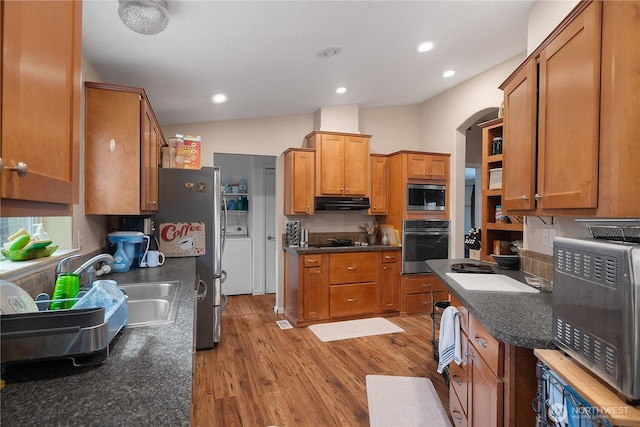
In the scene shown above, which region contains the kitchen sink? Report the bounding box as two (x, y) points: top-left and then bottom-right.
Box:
(118, 281), (182, 327)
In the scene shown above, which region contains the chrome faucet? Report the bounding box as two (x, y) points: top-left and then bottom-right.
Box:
(72, 253), (115, 288)
(55, 253), (83, 276)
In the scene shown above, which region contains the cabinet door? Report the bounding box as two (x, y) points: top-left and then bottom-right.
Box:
(537, 1), (601, 210)
(1, 0), (81, 209)
(303, 266), (329, 320)
(85, 88), (142, 215)
(502, 60), (537, 212)
(378, 261), (399, 311)
(318, 134), (345, 195)
(406, 154), (429, 179)
(343, 135), (369, 195)
(370, 156), (388, 214)
(141, 99), (160, 212)
(284, 150), (314, 215)
(427, 155), (449, 180)
(469, 349), (504, 426)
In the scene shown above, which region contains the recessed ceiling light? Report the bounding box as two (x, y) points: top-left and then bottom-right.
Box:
(211, 93), (227, 104)
(319, 46), (342, 58)
(336, 87), (347, 94)
(417, 41), (435, 53)
(442, 70), (456, 78)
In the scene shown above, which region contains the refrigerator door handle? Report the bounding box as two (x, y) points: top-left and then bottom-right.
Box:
(196, 279), (208, 302)
(222, 196), (228, 256)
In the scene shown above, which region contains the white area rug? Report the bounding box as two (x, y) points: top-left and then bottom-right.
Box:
(308, 317), (404, 342)
(366, 375), (451, 427)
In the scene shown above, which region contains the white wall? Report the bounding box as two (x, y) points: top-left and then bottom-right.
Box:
(527, 0), (580, 54)
(417, 55), (525, 258)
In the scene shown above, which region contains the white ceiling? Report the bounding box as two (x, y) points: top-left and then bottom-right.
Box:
(82, 0), (534, 125)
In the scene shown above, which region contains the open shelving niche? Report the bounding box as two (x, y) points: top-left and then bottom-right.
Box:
(479, 118), (523, 262)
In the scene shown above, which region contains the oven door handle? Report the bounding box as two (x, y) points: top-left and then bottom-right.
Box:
(404, 230), (450, 235)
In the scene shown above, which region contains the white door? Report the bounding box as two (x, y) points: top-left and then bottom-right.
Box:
(264, 167), (276, 293)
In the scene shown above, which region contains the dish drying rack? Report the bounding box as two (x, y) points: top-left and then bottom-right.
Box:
(1, 294), (127, 369)
(535, 362), (613, 427)
(577, 219), (640, 243)
(431, 289), (451, 386)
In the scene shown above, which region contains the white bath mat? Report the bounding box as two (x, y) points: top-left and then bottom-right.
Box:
(308, 317), (404, 342)
(366, 375), (451, 427)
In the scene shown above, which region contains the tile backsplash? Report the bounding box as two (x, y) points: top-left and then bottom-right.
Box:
(519, 249), (553, 282)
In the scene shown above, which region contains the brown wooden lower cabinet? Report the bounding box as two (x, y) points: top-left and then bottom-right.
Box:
(401, 273), (447, 315)
(284, 249), (401, 326)
(449, 294), (537, 426)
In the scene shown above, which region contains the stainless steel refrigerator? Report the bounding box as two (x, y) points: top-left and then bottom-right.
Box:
(155, 166), (226, 349)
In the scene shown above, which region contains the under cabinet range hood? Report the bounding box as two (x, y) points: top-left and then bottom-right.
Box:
(314, 197), (370, 211)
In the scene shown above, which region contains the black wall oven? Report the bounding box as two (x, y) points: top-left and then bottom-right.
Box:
(402, 219), (450, 274)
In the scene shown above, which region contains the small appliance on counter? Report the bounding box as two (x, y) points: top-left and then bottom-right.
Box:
(107, 231), (150, 272)
(553, 234), (640, 403)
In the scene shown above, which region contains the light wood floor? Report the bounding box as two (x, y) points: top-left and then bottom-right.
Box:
(192, 294), (451, 426)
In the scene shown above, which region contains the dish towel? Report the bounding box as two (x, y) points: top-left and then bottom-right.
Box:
(437, 306), (461, 373)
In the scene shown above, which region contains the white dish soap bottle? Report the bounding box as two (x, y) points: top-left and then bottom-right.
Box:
(32, 223), (50, 241)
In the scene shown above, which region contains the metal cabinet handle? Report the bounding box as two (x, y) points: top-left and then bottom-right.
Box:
(383, 266), (389, 271)
(422, 301), (428, 305)
(346, 266), (357, 270)
(307, 259), (319, 263)
(421, 283), (431, 288)
(451, 410), (463, 423)
(474, 334), (488, 348)
(534, 193), (543, 200)
(5, 161), (28, 178)
(315, 270), (321, 275)
(521, 195), (529, 201)
(347, 298), (358, 302)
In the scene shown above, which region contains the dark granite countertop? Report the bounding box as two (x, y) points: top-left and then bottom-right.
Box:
(284, 244), (402, 254)
(426, 258), (555, 349)
(1, 257), (196, 426)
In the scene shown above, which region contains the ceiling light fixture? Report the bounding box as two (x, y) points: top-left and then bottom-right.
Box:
(319, 46), (343, 58)
(336, 87), (347, 94)
(442, 70), (456, 78)
(417, 41), (435, 53)
(212, 94), (227, 104)
(118, 0), (170, 35)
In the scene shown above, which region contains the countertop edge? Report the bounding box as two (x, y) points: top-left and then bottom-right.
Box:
(427, 258), (556, 349)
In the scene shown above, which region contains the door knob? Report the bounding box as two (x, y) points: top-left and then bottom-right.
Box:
(4, 161), (28, 178)
(267, 235), (275, 241)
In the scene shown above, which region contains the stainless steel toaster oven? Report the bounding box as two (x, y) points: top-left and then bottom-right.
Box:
(552, 237), (640, 403)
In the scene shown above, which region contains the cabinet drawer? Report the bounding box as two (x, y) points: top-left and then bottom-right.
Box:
(329, 283), (376, 317)
(469, 313), (503, 376)
(449, 387), (468, 427)
(329, 252), (377, 284)
(449, 293), (469, 335)
(303, 254), (323, 267)
(381, 251), (398, 263)
(403, 293), (431, 314)
(449, 362), (468, 416)
(403, 274), (446, 294)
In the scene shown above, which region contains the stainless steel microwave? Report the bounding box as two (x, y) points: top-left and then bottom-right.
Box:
(406, 184), (446, 211)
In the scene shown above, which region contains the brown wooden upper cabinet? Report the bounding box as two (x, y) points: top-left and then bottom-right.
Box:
(406, 153), (449, 181)
(284, 148), (315, 215)
(501, 0), (640, 217)
(369, 155), (388, 215)
(84, 82), (164, 215)
(305, 131), (371, 197)
(1, 0), (82, 216)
